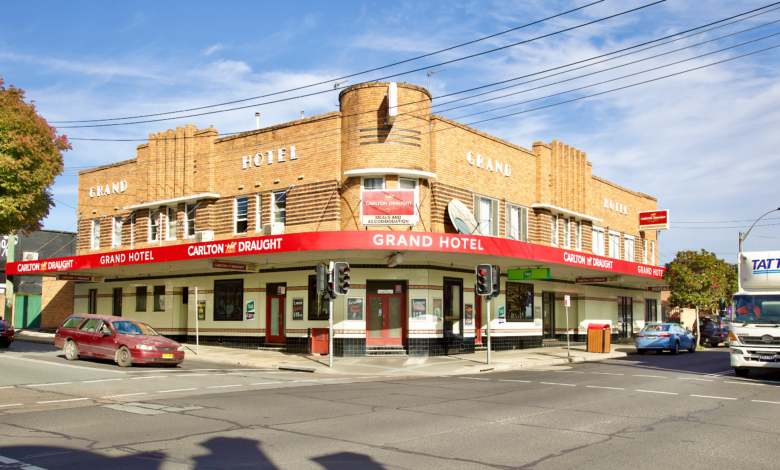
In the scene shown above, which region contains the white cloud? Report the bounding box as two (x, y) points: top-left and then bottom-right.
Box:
(203, 44), (224, 56)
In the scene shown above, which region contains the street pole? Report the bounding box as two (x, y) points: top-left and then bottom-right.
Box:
(195, 287), (199, 355)
(4, 234), (14, 326)
(565, 304), (571, 359)
(329, 296), (334, 368)
(486, 297), (491, 365)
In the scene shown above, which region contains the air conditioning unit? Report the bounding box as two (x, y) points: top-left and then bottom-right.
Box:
(262, 223), (285, 236)
(22, 252), (38, 261)
(194, 231), (214, 243)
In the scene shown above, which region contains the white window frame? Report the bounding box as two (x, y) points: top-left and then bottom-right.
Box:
(563, 217), (571, 249)
(234, 196), (249, 234)
(185, 204), (196, 239)
(149, 209), (160, 243)
(399, 177), (420, 224)
(551, 214), (559, 246)
(473, 193), (499, 237)
(592, 226), (605, 257)
(361, 176), (385, 191)
(643, 239), (648, 264)
(575, 220), (582, 251)
(255, 194), (262, 232)
(271, 190), (287, 228)
(651, 241), (656, 266)
(112, 216), (122, 248)
(624, 234), (635, 262)
(608, 230), (621, 260)
(166, 206), (177, 241)
(505, 203), (528, 242)
(91, 219), (100, 250)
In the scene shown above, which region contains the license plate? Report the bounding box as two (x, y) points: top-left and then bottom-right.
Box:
(759, 355), (775, 361)
(162, 354), (174, 359)
(646, 336), (656, 339)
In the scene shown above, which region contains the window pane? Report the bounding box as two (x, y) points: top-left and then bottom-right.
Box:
(399, 178), (416, 190)
(236, 197), (248, 233)
(214, 279), (243, 321)
(153, 286), (165, 312)
(479, 198), (492, 236)
(364, 178), (383, 190)
(506, 283), (534, 321)
(136, 286), (147, 312)
(187, 204), (197, 237)
(167, 207), (176, 239)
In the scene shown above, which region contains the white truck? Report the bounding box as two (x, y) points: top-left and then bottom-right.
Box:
(729, 251), (780, 377)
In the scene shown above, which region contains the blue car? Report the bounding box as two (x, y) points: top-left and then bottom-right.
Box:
(635, 323), (696, 355)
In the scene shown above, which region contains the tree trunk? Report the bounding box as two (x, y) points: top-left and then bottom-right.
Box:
(695, 306), (701, 349)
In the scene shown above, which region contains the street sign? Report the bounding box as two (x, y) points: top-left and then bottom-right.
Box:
(575, 276), (623, 284)
(564, 295), (571, 307)
(639, 209), (670, 231)
(507, 268), (550, 280)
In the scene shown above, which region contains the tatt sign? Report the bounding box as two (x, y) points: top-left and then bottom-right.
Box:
(639, 210), (670, 231)
(362, 190), (416, 226)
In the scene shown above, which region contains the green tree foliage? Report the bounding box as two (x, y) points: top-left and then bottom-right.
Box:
(0, 76), (70, 234)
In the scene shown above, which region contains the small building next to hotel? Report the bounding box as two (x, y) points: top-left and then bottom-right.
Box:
(7, 82), (666, 355)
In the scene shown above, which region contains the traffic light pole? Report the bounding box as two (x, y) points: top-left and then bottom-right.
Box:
(486, 297), (491, 365)
(329, 295), (334, 368)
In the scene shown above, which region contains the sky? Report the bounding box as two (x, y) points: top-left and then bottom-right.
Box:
(2, 0), (779, 265)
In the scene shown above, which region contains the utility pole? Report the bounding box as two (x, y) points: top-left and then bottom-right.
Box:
(4, 233), (14, 325)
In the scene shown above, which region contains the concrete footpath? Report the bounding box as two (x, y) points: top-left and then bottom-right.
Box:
(14, 329), (635, 376)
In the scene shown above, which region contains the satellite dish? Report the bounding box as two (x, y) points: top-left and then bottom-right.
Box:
(447, 199), (478, 235)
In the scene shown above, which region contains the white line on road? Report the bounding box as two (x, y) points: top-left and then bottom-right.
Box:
(690, 394), (737, 400)
(131, 376), (164, 380)
(207, 385), (243, 389)
(634, 375), (667, 378)
(101, 393), (147, 398)
(37, 398), (91, 404)
(0, 386), (15, 389)
(27, 382), (71, 387)
(677, 378), (713, 382)
(157, 388), (197, 393)
(83, 379), (123, 383)
(637, 390), (678, 395)
(592, 372), (623, 376)
(752, 400), (780, 405)
(250, 382), (282, 385)
(724, 381), (764, 386)
(499, 380), (531, 383)
(0, 355), (125, 373)
(459, 377), (490, 380)
(705, 371), (734, 377)
(587, 386), (625, 390)
(0, 404), (23, 408)
(540, 382), (576, 386)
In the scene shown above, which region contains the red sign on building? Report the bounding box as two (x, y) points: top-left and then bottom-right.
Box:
(639, 210), (670, 231)
(362, 190), (416, 226)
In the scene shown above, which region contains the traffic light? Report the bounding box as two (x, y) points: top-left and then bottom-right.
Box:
(476, 264), (493, 296)
(334, 262), (350, 295)
(316, 263), (327, 295)
(492, 265), (501, 298)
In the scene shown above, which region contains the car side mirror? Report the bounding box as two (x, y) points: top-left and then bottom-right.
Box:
(102, 332), (112, 337)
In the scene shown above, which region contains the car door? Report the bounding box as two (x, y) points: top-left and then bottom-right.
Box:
(90, 321), (118, 358)
(74, 318), (100, 356)
(679, 325), (692, 348)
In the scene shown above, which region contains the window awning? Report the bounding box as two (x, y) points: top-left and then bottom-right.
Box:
(344, 168), (436, 179)
(123, 193), (220, 211)
(531, 203), (602, 223)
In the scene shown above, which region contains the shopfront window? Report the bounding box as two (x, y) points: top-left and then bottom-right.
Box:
(474, 195), (498, 236)
(112, 216), (122, 248)
(153, 286), (165, 312)
(91, 219), (100, 249)
(592, 227), (605, 256)
(214, 279), (243, 321)
(506, 283), (534, 321)
(186, 204), (197, 238)
(235, 196), (248, 234)
(608, 231), (621, 259)
(166, 207), (177, 240)
(272, 191), (287, 227)
(506, 204), (528, 242)
(135, 286), (147, 312)
(307, 275), (330, 320)
(625, 236), (635, 262)
(149, 210), (160, 242)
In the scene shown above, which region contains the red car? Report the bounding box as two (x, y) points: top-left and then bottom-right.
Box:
(54, 314), (184, 367)
(0, 317), (14, 348)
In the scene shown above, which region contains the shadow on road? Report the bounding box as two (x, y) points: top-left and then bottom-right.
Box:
(0, 446), (165, 469)
(312, 452), (386, 469)
(192, 437), (276, 469)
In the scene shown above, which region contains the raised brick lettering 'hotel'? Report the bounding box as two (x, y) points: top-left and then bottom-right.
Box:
(8, 82), (666, 356)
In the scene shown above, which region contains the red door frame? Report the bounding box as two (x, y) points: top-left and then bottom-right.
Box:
(266, 294), (286, 344)
(475, 297), (483, 344)
(365, 293), (407, 347)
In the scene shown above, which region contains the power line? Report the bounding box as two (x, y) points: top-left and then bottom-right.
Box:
(675, 217), (780, 223)
(55, 1), (666, 129)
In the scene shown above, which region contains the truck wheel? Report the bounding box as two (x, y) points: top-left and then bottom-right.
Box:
(64, 340), (79, 361)
(671, 341), (680, 355)
(734, 368), (749, 378)
(116, 346), (133, 368)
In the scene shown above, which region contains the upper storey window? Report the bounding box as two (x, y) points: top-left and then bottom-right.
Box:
(592, 227), (605, 257)
(91, 219), (100, 250)
(186, 204), (197, 238)
(235, 197), (249, 234)
(166, 206), (177, 241)
(608, 231), (621, 259)
(149, 210), (160, 243)
(363, 177), (384, 190)
(112, 216), (122, 248)
(272, 191), (287, 227)
(550, 215), (559, 246)
(506, 204), (528, 242)
(473, 194), (498, 237)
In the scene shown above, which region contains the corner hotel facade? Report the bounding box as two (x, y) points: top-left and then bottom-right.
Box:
(8, 82), (666, 356)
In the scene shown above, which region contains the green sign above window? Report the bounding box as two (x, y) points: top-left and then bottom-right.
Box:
(507, 268), (550, 281)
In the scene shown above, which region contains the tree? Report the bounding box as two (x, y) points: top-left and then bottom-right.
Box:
(0, 76), (70, 234)
(663, 249), (738, 348)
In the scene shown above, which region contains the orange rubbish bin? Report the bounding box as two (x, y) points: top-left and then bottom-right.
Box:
(587, 323), (611, 353)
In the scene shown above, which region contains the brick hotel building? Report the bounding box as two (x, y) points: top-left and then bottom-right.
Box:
(8, 82), (666, 356)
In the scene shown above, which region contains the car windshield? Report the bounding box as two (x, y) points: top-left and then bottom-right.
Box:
(112, 320), (159, 336)
(733, 295), (780, 324)
(641, 324), (670, 332)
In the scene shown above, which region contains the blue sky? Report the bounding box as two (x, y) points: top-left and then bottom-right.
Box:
(2, 0), (780, 264)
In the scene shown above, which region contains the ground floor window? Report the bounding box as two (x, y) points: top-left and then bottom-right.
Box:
(153, 285), (165, 312)
(506, 283), (534, 321)
(214, 279), (243, 321)
(135, 286), (147, 312)
(88, 289), (97, 314)
(645, 299), (657, 323)
(307, 275), (330, 320)
(618, 296), (633, 338)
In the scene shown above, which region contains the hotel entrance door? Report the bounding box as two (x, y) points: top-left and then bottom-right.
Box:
(366, 294), (405, 346)
(542, 292), (555, 340)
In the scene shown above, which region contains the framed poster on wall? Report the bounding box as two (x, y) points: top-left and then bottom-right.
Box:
(197, 300), (206, 320)
(347, 298), (364, 321)
(245, 300), (256, 320)
(464, 304), (473, 326)
(411, 298), (427, 321)
(292, 298), (304, 320)
(433, 299), (442, 321)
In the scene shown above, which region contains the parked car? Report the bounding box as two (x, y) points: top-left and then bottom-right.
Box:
(0, 317), (14, 348)
(54, 314), (184, 367)
(695, 315), (728, 347)
(636, 323), (696, 355)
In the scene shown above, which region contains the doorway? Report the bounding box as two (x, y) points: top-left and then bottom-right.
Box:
(645, 299), (657, 324)
(366, 294), (405, 346)
(618, 297), (633, 338)
(266, 283), (286, 344)
(475, 296), (483, 344)
(542, 292), (555, 340)
(443, 278), (463, 338)
(112, 288), (122, 316)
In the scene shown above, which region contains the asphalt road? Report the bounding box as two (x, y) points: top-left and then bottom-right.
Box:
(1, 342), (779, 469)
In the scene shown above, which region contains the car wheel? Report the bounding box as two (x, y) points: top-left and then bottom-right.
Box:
(671, 341), (680, 355)
(689, 342), (696, 353)
(637, 349), (646, 355)
(734, 368), (749, 378)
(0, 338), (9, 349)
(116, 346), (133, 368)
(64, 340), (79, 361)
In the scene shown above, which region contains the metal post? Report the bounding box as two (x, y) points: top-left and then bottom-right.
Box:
(565, 305), (571, 359)
(4, 234), (14, 325)
(195, 287), (199, 355)
(486, 297), (492, 365)
(329, 296), (334, 368)
(739, 232), (744, 253)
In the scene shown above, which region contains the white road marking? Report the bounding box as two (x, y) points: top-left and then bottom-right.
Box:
(83, 379), (122, 383)
(0, 386), (15, 389)
(0, 404), (23, 408)
(101, 393), (147, 398)
(499, 380), (531, 383)
(705, 370), (734, 377)
(690, 394), (737, 400)
(37, 398), (91, 404)
(27, 382), (71, 387)
(0, 453), (48, 470)
(634, 375), (667, 378)
(752, 400), (780, 405)
(592, 372), (623, 376)
(251, 382), (282, 385)
(356, 377), (381, 379)
(131, 376), (164, 380)
(157, 388), (197, 393)
(207, 385), (242, 389)
(724, 381), (764, 386)
(459, 377), (490, 380)
(637, 390), (678, 395)
(540, 382), (576, 386)
(677, 378), (713, 382)
(0, 355), (125, 373)
(587, 386), (625, 390)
